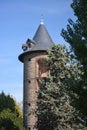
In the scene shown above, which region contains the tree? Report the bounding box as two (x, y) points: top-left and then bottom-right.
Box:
(36, 45), (86, 130)
(61, 0), (87, 117)
(61, 0), (87, 66)
(0, 92), (24, 130)
(0, 92), (15, 112)
(0, 109), (24, 130)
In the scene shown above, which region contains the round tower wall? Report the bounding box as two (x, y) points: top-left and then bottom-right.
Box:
(23, 52), (48, 130)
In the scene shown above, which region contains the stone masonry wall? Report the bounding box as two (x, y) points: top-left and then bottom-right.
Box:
(23, 52), (48, 130)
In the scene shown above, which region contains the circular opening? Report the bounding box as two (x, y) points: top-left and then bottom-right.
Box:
(28, 58), (31, 61)
(28, 80), (31, 83)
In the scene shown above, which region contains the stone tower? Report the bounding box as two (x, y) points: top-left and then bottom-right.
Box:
(18, 22), (54, 130)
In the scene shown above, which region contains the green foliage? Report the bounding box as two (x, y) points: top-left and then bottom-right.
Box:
(14, 101), (23, 118)
(0, 92), (15, 112)
(36, 45), (87, 130)
(0, 92), (24, 130)
(61, 0), (87, 65)
(0, 109), (24, 130)
(61, 0), (87, 118)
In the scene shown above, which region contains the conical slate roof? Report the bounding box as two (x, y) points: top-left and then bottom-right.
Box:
(32, 21), (54, 51)
(19, 22), (54, 62)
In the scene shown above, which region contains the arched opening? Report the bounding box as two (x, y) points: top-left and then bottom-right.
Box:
(37, 58), (49, 78)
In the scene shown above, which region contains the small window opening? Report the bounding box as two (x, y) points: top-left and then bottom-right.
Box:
(28, 58), (31, 61)
(28, 80), (31, 83)
(28, 127), (31, 130)
(28, 103), (31, 106)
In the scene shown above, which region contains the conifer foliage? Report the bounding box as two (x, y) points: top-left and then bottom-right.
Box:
(61, 0), (87, 65)
(36, 45), (86, 130)
(61, 0), (87, 117)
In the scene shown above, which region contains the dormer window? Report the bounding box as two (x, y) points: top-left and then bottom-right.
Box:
(22, 39), (35, 52)
(22, 44), (28, 51)
(28, 42), (33, 48)
(26, 38), (35, 49)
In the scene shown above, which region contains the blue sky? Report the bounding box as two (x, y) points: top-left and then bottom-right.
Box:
(0, 0), (76, 102)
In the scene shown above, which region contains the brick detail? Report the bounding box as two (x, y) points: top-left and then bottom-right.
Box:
(23, 52), (48, 130)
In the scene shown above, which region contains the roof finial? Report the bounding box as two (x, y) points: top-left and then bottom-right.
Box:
(40, 14), (44, 24)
